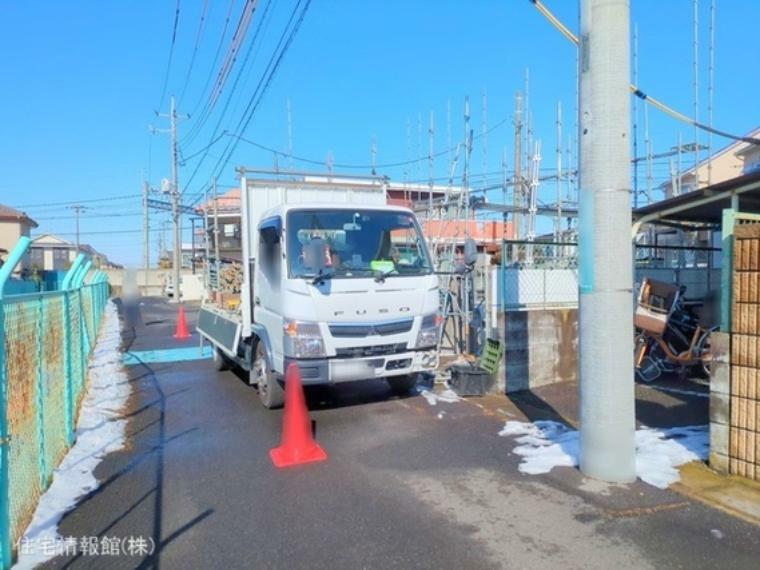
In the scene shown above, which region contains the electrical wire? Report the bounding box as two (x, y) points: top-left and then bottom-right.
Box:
(184, 0), (311, 202)
(13, 194), (142, 209)
(182, 0), (260, 147)
(186, 0), (237, 121)
(180, 130), (229, 165)
(177, 0), (210, 106)
(156, 0), (182, 113)
(228, 114), (511, 171)
(181, 0), (274, 174)
(529, 0), (760, 146)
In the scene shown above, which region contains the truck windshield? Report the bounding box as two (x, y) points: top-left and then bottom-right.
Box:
(287, 209), (433, 279)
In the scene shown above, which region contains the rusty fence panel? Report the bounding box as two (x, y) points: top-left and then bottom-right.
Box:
(0, 280), (110, 568)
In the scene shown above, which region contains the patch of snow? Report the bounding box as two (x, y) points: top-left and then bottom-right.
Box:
(498, 420), (708, 489)
(437, 411), (445, 419)
(635, 425), (709, 488)
(710, 529), (724, 539)
(499, 421), (579, 475)
(420, 388), (462, 406)
(14, 301), (130, 570)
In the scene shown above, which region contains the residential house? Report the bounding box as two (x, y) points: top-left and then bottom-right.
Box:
(29, 234), (111, 271)
(660, 126), (760, 197)
(0, 203), (38, 271)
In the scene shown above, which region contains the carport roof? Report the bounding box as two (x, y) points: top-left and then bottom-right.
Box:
(633, 170), (760, 226)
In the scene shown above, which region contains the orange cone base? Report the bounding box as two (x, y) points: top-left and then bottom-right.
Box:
(270, 442), (327, 468)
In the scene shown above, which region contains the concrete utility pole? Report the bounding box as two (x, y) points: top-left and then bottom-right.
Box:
(143, 181), (150, 274)
(513, 92), (523, 239)
(578, 0), (636, 483)
(154, 95), (188, 302)
(203, 188), (210, 290)
(213, 177), (221, 292)
(69, 205), (86, 251)
(170, 96), (181, 303)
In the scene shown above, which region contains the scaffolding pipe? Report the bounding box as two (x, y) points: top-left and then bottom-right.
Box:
(578, 0), (636, 483)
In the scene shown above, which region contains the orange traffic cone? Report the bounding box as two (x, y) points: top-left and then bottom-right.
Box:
(270, 363), (328, 468)
(173, 304), (191, 339)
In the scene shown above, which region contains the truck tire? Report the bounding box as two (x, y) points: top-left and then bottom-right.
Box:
(252, 341), (284, 409)
(388, 374), (418, 396)
(212, 346), (229, 371)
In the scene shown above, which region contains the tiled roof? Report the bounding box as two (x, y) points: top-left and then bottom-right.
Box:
(0, 204), (38, 227)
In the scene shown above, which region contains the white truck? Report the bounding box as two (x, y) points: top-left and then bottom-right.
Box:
(197, 172), (441, 408)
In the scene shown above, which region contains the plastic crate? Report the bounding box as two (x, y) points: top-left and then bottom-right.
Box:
(479, 338), (503, 375)
(448, 363), (492, 397)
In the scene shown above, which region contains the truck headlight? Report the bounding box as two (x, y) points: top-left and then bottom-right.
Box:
(415, 312), (442, 349)
(284, 320), (326, 358)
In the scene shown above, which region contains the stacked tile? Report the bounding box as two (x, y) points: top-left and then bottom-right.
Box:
(730, 227), (760, 480)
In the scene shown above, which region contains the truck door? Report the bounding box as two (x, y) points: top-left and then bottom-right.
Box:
(254, 217), (285, 374)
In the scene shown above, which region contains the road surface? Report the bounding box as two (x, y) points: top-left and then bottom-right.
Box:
(42, 296), (759, 569)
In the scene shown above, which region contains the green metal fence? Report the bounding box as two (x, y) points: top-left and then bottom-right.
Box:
(0, 238), (110, 568)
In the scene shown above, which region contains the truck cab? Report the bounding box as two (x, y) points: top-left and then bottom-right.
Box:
(198, 174), (440, 408)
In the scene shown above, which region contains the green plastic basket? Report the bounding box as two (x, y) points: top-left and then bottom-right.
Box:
(479, 338), (503, 375)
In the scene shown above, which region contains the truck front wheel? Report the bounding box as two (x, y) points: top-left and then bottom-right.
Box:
(252, 341), (284, 409)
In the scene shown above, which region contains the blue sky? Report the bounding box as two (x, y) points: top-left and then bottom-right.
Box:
(1, 0), (758, 266)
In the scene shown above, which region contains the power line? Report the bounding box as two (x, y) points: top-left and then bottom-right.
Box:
(156, 0), (182, 112)
(229, 113), (510, 171)
(181, 0), (273, 168)
(13, 194), (142, 209)
(185, 0), (312, 203)
(32, 211), (143, 221)
(180, 130), (229, 164)
(177, 0), (210, 106)
(529, 0), (760, 146)
(186, 0), (237, 120)
(182, 0), (261, 148)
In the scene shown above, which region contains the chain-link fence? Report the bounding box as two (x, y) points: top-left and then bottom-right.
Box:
(498, 240), (720, 310)
(499, 241), (579, 309)
(0, 280), (110, 567)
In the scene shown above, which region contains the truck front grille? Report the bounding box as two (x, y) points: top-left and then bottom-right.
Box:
(329, 319), (413, 338)
(335, 343), (408, 358)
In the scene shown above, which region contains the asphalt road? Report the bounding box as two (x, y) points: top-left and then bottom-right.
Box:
(43, 296), (759, 569)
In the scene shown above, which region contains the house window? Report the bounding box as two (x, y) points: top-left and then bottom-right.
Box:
(53, 249), (69, 270)
(29, 248), (44, 269)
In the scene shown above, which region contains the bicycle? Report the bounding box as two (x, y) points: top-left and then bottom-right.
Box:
(634, 278), (717, 382)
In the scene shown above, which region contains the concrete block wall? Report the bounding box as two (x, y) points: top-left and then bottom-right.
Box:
(709, 332), (731, 473)
(493, 308), (579, 394)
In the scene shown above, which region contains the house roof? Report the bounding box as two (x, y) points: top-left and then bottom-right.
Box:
(634, 169), (760, 225)
(674, 127), (760, 179)
(31, 234), (74, 247)
(0, 204), (38, 228)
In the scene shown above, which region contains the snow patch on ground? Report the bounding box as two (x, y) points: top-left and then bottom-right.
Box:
(14, 301), (129, 569)
(499, 420), (709, 489)
(420, 389), (462, 406)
